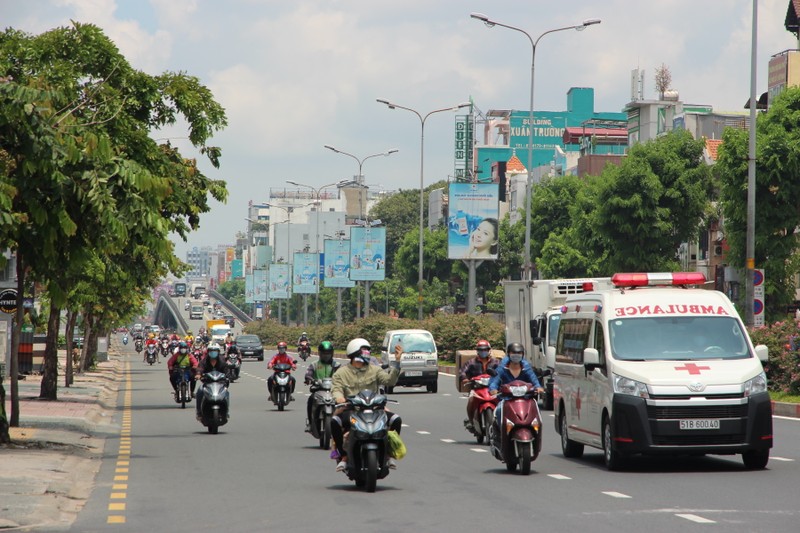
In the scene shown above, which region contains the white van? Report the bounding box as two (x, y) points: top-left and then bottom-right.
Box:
(380, 329), (439, 393)
(551, 272), (772, 470)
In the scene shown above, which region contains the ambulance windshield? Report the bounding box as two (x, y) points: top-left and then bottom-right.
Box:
(609, 316), (750, 361)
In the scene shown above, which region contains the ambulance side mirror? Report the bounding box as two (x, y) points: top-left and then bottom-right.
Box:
(754, 344), (768, 363)
(583, 348), (600, 369)
(545, 346), (556, 369)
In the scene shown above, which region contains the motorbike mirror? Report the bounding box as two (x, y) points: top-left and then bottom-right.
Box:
(293, 359), (298, 364)
(540, 368), (553, 377)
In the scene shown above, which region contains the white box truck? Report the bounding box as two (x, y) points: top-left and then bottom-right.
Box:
(503, 277), (612, 410)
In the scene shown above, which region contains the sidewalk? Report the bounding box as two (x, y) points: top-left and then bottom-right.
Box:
(0, 348), (123, 531)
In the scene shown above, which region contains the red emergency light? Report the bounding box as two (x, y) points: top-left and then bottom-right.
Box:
(612, 272), (706, 288)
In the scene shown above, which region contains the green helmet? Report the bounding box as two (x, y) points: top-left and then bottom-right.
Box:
(318, 341), (334, 363)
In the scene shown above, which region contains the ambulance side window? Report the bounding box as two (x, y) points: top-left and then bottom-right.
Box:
(557, 317), (592, 364)
(593, 320), (607, 373)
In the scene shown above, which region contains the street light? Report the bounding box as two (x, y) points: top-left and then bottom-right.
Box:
(323, 145), (398, 220)
(470, 12), (600, 280)
(285, 180), (341, 324)
(376, 99), (471, 320)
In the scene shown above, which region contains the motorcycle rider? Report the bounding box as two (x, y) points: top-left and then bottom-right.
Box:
(304, 340), (341, 432)
(459, 339), (500, 432)
(225, 340), (242, 379)
(195, 342), (229, 418)
(488, 343), (544, 446)
(267, 341), (297, 401)
(144, 332), (160, 363)
(297, 331), (311, 358)
(331, 338), (403, 472)
(167, 341), (199, 398)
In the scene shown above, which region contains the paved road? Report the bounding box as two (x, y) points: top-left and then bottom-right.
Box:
(65, 340), (800, 533)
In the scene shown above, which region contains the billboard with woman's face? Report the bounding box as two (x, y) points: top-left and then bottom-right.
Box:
(447, 183), (500, 260)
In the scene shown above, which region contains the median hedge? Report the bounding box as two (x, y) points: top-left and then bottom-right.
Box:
(243, 313), (505, 362)
(749, 319), (800, 394)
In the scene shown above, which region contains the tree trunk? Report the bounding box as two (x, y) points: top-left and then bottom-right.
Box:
(64, 309), (75, 385)
(0, 373), (8, 443)
(9, 252), (24, 428)
(39, 299), (60, 400)
(81, 311), (96, 372)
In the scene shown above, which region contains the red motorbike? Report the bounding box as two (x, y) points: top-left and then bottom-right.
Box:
(465, 374), (498, 444)
(488, 380), (542, 475)
(298, 340), (311, 362)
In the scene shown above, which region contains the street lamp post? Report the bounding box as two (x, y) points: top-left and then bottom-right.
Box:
(286, 180), (341, 324)
(324, 145), (398, 318)
(471, 13), (600, 280)
(376, 99), (471, 319)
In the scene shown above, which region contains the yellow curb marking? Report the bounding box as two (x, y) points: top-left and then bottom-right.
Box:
(112, 484), (128, 490)
(110, 492), (126, 499)
(108, 503), (126, 511)
(116, 461), (129, 466)
(107, 359), (132, 525)
(107, 516), (126, 524)
(114, 475), (128, 481)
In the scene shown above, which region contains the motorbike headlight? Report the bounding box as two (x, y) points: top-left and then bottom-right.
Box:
(508, 385), (528, 397)
(613, 374), (650, 398)
(744, 372), (768, 397)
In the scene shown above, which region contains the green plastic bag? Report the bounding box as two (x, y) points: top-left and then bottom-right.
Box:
(387, 430), (407, 460)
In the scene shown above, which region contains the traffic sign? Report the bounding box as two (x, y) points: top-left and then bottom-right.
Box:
(0, 288), (18, 314)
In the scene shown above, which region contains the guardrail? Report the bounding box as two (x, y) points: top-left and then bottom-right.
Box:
(208, 289), (252, 325)
(158, 289), (189, 334)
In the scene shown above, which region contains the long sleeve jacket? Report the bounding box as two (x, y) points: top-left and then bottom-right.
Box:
(332, 363), (400, 404)
(459, 356), (500, 382)
(488, 357), (542, 393)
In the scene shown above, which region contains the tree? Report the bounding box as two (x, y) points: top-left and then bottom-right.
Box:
(591, 130), (711, 272)
(654, 63), (672, 100)
(716, 87), (800, 317)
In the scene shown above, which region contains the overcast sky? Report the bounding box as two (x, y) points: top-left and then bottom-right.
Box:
(4, 0), (797, 260)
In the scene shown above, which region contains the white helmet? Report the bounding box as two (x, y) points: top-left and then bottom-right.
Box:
(207, 342), (222, 359)
(346, 338), (371, 359)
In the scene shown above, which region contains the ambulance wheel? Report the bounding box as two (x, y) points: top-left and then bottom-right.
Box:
(603, 416), (627, 471)
(742, 449), (769, 470)
(560, 411), (584, 459)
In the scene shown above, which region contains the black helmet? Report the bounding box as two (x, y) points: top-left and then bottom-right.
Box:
(506, 342), (524, 355)
(318, 341), (334, 363)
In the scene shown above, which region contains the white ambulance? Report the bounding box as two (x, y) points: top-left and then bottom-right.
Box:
(551, 272), (772, 470)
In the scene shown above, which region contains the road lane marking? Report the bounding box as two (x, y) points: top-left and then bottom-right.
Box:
(416, 430), (431, 435)
(771, 456), (794, 462)
(602, 491), (631, 498)
(107, 358), (132, 526)
(470, 448), (489, 453)
(548, 474), (572, 480)
(108, 503), (126, 511)
(676, 514), (716, 524)
(441, 439), (456, 443)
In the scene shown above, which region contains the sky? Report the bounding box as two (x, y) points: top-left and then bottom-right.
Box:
(4, 0), (798, 261)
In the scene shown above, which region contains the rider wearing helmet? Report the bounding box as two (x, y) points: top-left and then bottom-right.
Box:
(267, 341), (297, 401)
(459, 339), (501, 432)
(330, 338), (403, 472)
(488, 343), (544, 447)
(167, 341), (199, 397)
(195, 342), (228, 417)
(303, 340), (341, 433)
(144, 332), (159, 362)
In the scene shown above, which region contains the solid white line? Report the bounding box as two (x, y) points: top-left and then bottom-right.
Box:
(676, 514), (716, 524)
(548, 474), (572, 480)
(470, 448), (489, 453)
(771, 456), (794, 462)
(440, 439), (456, 443)
(602, 491), (632, 499)
(416, 430), (431, 435)
(773, 415), (800, 421)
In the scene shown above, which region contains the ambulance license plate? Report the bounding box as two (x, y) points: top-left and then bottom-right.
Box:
(679, 419), (720, 430)
(404, 371), (422, 377)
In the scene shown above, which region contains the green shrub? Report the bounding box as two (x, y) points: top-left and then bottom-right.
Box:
(749, 319), (800, 394)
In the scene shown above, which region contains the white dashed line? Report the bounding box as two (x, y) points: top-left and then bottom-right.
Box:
(548, 474), (572, 480)
(416, 430), (431, 435)
(470, 448), (489, 453)
(602, 491), (632, 499)
(440, 439), (456, 443)
(401, 423), (410, 428)
(676, 514), (715, 524)
(771, 456), (794, 462)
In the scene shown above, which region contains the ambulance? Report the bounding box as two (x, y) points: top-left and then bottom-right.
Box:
(551, 272), (772, 470)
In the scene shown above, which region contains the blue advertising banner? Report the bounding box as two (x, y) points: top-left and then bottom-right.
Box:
(447, 183), (500, 260)
(245, 273), (255, 304)
(324, 239), (355, 288)
(254, 269), (268, 302)
(293, 253), (319, 294)
(231, 259), (243, 279)
(350, 226), (386, 281)
(268, 263), (291, 299)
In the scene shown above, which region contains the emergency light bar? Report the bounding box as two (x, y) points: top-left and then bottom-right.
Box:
(611, 272), (706, 287)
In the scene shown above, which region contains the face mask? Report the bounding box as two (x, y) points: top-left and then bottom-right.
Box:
(509, 354), (523, 363)
(477, 349), (490, 359)
(209, 351), (219, 359)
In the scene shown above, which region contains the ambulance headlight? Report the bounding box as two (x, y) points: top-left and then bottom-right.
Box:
(613, 374), (649, 398)
(744, 372), (767, 397)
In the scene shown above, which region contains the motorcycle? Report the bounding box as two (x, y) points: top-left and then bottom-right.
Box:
(307, 377), (335, 449)
(341, 390), (395, 493)
(225, 351), (241, 382)
(488, 380), (542, 475)
(134, 339), (143, 353)
(298, 340), (311, 361)
(464, 374), (498, 444)
(197, 370), (230, 434)
(145, 344), (158, 365)
(173, 367), (194, 409)
(269, 362), (295, 411)
(122, 334), (129, 345)
(160, 339), (171, 358)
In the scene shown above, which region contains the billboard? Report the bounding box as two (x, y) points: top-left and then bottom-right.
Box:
(447, 182), (500, 260)
(268, 263), (291, 299)
(253, 269), (268, 302)
(293, 253), (319, 294)
(231, 259), (243, 279)
(324, 239), (355, 288)
(245, 273), (255, 304)
(350, 226), (386, 281)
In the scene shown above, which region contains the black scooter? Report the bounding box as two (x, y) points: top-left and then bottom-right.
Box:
(197, 370), (230, 434)
(341, 390), (395, 493)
